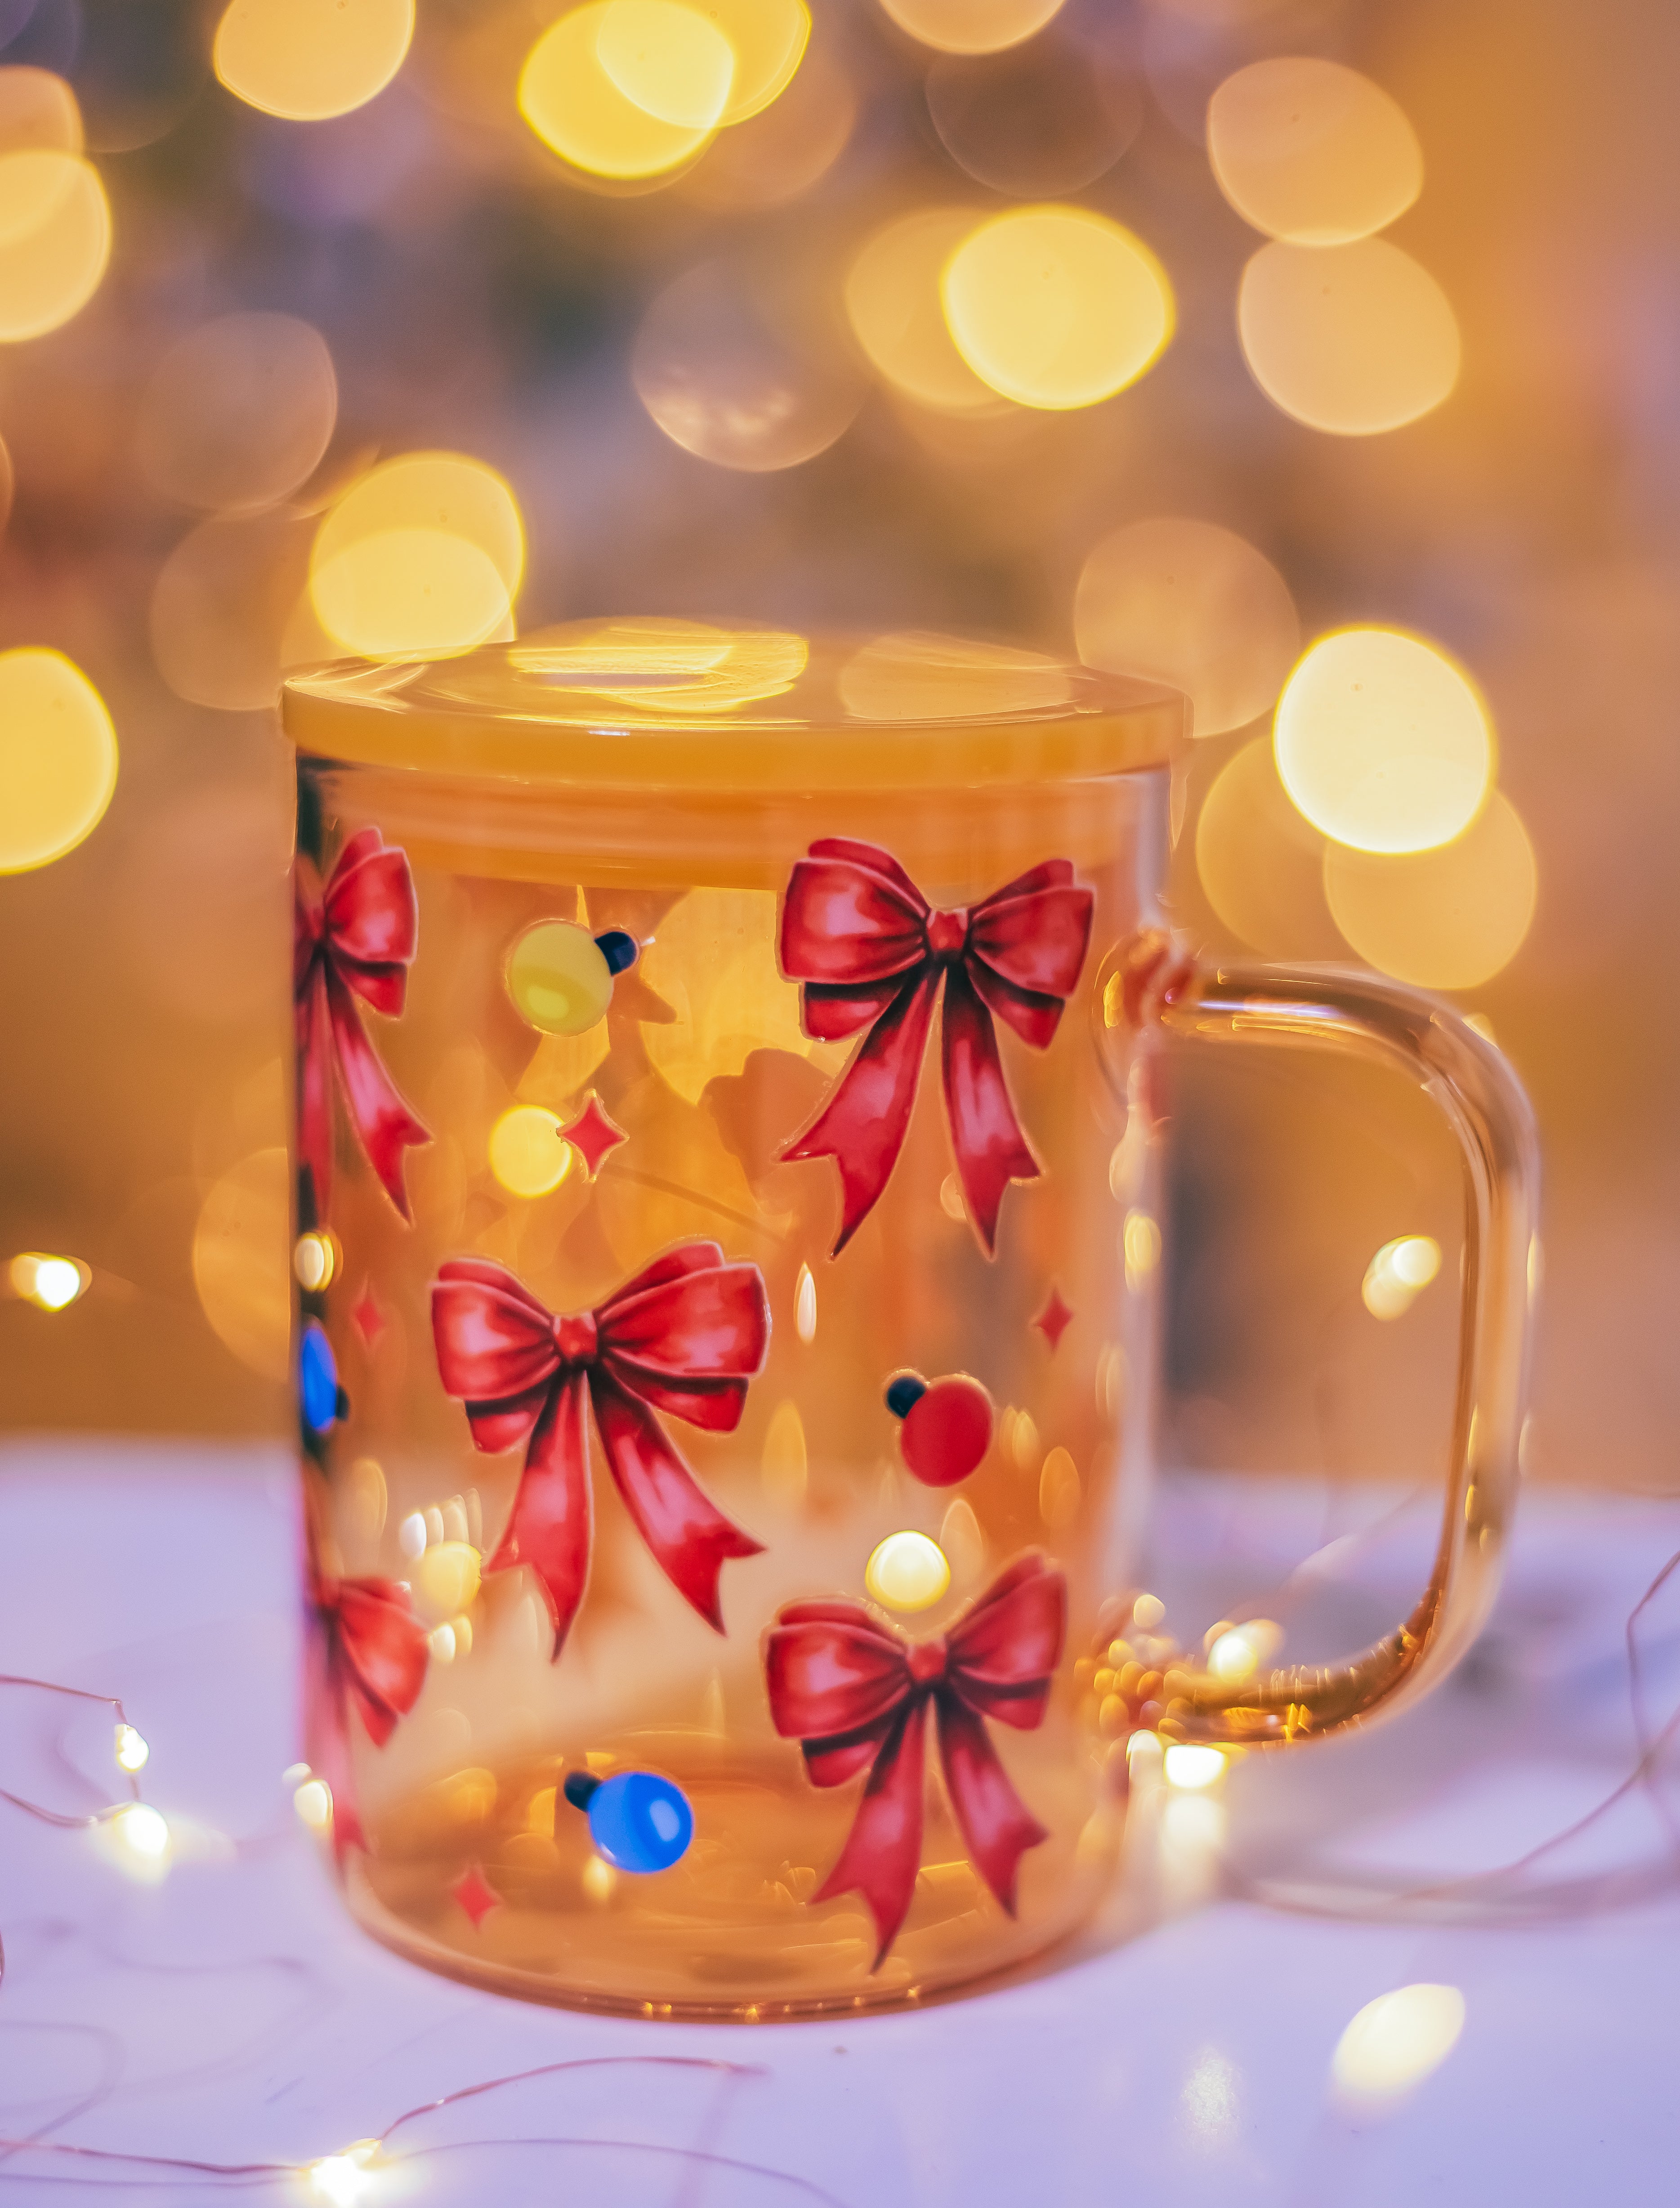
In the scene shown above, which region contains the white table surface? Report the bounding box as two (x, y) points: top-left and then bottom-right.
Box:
(2, 1440), (1677, 2205)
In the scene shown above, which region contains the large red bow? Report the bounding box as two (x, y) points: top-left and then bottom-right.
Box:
(294, 826), (430, 1225)
(306, 1546), (428, 1859)
(764, 1553), (1066, 1966)
(778, 840), (1093, 1255)
(430, 1244), (769, 1658)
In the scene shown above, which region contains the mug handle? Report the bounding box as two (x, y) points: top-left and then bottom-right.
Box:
(1096, 930), (1541, 1747)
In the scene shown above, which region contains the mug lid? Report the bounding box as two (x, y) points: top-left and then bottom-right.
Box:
(281, 619), (1184, 791)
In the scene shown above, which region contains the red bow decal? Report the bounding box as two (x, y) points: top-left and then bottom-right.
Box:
(778, 841), (1093, 1255)
(764, 1553), (1066, 1966)
(430, 1244), (769, 1658)
(306, 1544), (428, 1859)
(294, 826), (430, 1224)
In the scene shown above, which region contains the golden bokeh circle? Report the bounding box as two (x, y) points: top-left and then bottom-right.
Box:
(0, 149), (110, 342)
(1238, 238), (1459, 436)
(519, 3), (714, 179)
(1275, 627), (1494, 854)
(192, 1147), (291, 1381)
(942, 204), (1174, 411)
(845, 207), (1002, 416)
(1073, 515), (1298, 737)
(594, 0), (736, 131)
(0, 648), (118, 874)
(135, 312), (337, 512)
(213, 0), (415, 122)
(1194, 735), (1336, 957)
(1325, 790), (1537, 989)
(876, 0), (1066, 58)
(1208, 58), (1423, 244)
(309, 452), (524, 658)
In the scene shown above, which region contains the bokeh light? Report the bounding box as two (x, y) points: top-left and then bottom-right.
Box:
(519, 4), (715, 181)
(1332, 1984), (1466, 2101)
(925, 36), (1142, 198)
(682, 32), (852, 209)
(1194, 735), (1336, 957)
(705, 0), (811, 123)
(192, 1147), (290, 1381)
(1074, 516), (1298, 737)
(0, 150), (111, 342)
(942, 205), (1174, 410)
(309, 452), (524, 658)
(1326, 791), (1537, 988)
(846, 208), (1003, 416)
(1207, 58), (1423, 244)
(9, 1251), (89, 1309)
(594, 0), (736, 132)
(135, 313), (337, 512)
(1275, 628), (1494, 854)
(0, 648), (118, 874)
(1238, 238), (1459, 435)
(632, 257), (864, 470)
(488, 1104), (576, 1198)
(865, 1530), (950, 1612)
(213, 0), (415, 123)
(877, 0), (1068, 58)
(1163, 1743), (1225, 1789)
(1362, 1235), (1442, 1320)
(0, 65), (84, 155)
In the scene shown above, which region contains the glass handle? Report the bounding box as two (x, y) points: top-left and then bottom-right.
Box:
(1096, 930), (1541, 1746)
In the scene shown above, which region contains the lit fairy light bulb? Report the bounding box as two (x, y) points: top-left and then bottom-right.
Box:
(1206, 1619), (1281, 1681)
(113, 1723), (150, 1773)
(1274, 628), (1493, 855)
(865, 1530), (950, 1612)
(1332, 1985), (1466, 2102)
(1163, 1743), (1225, 1790)
(293, 1231), (337, 1292)
(294, 1777), (333, 1829)
(112, 1801), (170, 1861)
(794, 1262), (816, 1343)
(9, 1252), (89, 1308)
(304, 2140), (380, 2205)
(397, 1510), (427, 1561)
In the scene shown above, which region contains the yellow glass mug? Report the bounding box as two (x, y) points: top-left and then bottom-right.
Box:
(283, 622), (1537, 2018)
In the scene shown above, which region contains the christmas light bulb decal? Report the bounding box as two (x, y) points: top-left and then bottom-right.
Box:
(885, 1370), (995, 1486)
(563, 1768), (693, 1873)
(299, 1320), (345, 1435)
(506, 917), (639, 1035)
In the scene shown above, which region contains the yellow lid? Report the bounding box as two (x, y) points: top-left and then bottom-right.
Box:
(282, 618), (1183, 791)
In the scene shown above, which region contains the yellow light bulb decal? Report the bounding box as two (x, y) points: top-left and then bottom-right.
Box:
(865, 1530), (951, 1613)
(488, 1106), (575, 1199)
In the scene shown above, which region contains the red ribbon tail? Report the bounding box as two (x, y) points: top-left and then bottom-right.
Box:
(487, 1373), (593, 1659)
(590, 1371), (763, 1632)
(815, 1697), (929, 1970)
(935, 1690), (1047, 1918)
(324, 963), (430, 1222)
(782, 970), (939, 1255)
(941, 961), (1039, 1256)
(296, 967), (336, 1226)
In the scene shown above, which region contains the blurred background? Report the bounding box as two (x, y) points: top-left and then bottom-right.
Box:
(0, 0), (1671, 1495)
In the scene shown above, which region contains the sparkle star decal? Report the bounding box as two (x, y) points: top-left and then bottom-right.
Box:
(1032, 1286), (1074, 1353)
(450, 1861), (501, 1930)
(350, 1281), (386, 1351)
(561, 1093), (627, 1178)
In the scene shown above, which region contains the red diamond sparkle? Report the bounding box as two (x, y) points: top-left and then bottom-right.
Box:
(350, 1282), (386, 1350)
(562, 1094), (627, 1178)
(1032, 1286), (1074, 1353)
(451, 1862), (501, 1930)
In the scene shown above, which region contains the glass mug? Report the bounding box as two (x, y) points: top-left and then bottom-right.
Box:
(284, 622), (1538, 2019)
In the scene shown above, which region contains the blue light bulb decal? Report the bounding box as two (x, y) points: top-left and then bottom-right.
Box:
(563, 1768), (693, 1873)
(299, 1320), (341, 1435)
